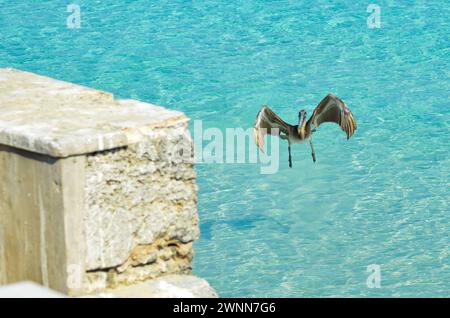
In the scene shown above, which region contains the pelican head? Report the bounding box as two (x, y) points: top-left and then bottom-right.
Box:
(298, 109), (307, 125)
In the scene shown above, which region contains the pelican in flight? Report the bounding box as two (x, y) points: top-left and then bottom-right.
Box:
(253, 94), (357, 168)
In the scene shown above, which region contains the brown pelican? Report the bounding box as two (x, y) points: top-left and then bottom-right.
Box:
(254, 94), (357, 167)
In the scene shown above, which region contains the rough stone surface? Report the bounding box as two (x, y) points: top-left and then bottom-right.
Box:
(79, 125), (199, 293)
(0, 68), (188, 158)
(0, 68), (208, 297)
(98, 275), (218, 298)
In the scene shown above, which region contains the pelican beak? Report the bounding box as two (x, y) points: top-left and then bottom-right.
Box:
(299, 111), (306, 124)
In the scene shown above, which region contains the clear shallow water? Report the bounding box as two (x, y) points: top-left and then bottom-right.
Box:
(1, 0), (449, 297)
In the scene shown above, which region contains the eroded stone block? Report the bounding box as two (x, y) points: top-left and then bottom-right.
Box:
(81, 131), (199, 292)
(0, 68), (208, 297)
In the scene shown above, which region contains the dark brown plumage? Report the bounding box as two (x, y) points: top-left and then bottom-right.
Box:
(308, 94), (357, 140)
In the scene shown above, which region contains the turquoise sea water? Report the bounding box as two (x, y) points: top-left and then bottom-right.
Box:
(1, 1), (449, 297)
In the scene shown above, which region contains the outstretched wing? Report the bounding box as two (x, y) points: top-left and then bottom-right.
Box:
(309, 94), (357, 140)
(253, 106), (290, 151)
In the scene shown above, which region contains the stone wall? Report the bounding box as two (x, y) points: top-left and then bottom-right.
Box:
(0, 68), (216, 297)
(82, 130), (199, 293)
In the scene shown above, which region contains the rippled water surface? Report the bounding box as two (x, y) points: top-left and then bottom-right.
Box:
(1, 0), (449, 297)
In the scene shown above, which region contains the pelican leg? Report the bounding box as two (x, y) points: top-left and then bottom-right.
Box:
(288, 144), (292, 168)
(309, 139), (316, 163)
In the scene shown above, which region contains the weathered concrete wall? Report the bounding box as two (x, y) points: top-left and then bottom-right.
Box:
(0, 68), (215, 297)
(81, 130), (199, 293)
(0, 145), (80, 293)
